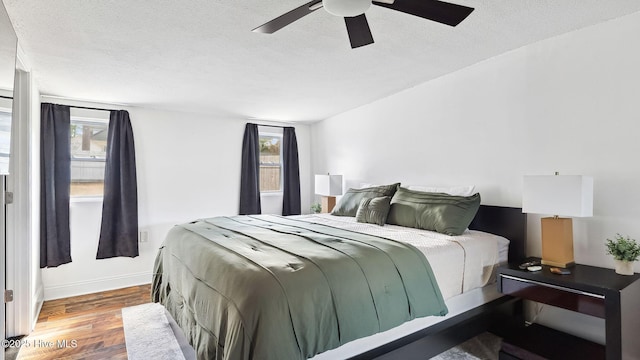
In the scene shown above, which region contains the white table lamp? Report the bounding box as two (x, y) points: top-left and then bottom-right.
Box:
(523, 173), (593, 268)
(315, 174), (343, 213)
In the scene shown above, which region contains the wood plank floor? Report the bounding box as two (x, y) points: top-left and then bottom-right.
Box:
(17, 284), (151, 360)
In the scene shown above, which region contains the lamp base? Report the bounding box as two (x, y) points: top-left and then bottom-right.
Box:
(321, 196), (336, 213)
(541, 217), (575, 268)
(541, 259), (576, 268)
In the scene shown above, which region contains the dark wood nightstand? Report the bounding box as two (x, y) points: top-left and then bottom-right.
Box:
(497, 260), (640, 360)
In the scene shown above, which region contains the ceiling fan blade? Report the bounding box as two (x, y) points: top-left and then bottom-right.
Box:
(373, 0), (474, 27)
(344, 14), (374, 49)
(253, 0), (323, 34)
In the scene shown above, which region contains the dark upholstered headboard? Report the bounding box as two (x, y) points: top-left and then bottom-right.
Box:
(469, 205), (527, 263)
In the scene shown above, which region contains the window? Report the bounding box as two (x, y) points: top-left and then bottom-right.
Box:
(259, 132), (282, 192)
(0, 104), (11, 174)
(70, 117), (108, 197)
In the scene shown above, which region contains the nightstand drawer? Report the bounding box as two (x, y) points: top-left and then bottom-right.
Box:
(499, 274), (606, 318)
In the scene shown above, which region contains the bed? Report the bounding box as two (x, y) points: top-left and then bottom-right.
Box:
(152, 204), (526, 360)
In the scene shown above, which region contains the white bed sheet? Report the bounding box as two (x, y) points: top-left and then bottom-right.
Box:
(294, 214), (510, 300)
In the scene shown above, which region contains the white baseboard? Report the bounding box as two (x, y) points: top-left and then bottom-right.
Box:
(32, 285), (44, 330)
(44, 272), (152, 300)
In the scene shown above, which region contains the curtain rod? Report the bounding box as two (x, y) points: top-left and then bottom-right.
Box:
(66, 104), (114, 112)
(0, 95), (12, 100)
(41, 101), (115, 112)
(41, 94), (131, 113)
(254, 123), (292, 129)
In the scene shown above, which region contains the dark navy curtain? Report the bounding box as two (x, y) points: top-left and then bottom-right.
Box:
(40, 103), (72, 268)
(282, 127), (301, 216)
(96, 110), (139, 259)
(239, 123), (261, 214)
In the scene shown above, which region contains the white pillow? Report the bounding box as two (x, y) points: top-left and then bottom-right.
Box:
(407, 185), (476, 197)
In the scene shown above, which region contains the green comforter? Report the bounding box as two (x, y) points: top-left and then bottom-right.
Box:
(152, 215), (447, 360)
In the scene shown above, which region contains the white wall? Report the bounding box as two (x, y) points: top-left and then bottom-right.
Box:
(40, 99), (312, 300)
(311, 12), (640, 344)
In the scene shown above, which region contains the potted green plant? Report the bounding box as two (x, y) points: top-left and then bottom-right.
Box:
(605, 234), (640, 275)
(310, 203), (322, 214)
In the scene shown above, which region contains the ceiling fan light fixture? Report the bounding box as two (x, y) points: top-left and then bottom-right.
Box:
(323, 0), (371, 17)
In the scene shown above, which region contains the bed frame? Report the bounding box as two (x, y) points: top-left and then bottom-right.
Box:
(350, 205), (527, 359)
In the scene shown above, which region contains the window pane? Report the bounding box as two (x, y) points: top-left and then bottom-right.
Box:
(0, 108), (11, 173)
(260, 164), (281, 192)
(70, 121), (108, 196)
(259, 135), (281, 192)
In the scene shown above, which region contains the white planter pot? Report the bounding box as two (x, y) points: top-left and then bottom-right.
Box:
(614, 259), (635, 275)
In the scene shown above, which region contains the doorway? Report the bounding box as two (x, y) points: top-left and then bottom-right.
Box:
(1, 93), (13, 360)
(3, 65), (42, 348)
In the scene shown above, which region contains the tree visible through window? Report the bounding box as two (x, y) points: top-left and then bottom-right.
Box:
(70, 118), (108, 197)
(259, 133), (282, 192)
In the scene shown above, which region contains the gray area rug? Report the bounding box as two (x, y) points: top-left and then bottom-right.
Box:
(122, 303), (187, 360)
(3, 335), (25, 360)
(430, 332), (501, 360)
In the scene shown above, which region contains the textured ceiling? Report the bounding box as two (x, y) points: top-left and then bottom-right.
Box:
(3, 0), (640, 122)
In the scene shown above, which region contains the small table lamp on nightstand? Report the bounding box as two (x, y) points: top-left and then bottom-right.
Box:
(315, 174), (343, 213)
(522, 173), (593, 268)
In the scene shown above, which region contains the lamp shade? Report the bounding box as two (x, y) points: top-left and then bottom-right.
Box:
(522, 175), (593, 217)
(315, 174), (343, 196)
(323, 0), (371, 17)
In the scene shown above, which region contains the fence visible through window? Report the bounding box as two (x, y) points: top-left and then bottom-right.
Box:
(260, 155), (280, 192)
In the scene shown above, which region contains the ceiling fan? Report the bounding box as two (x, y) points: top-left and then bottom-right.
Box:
(252, 0), (474, 49)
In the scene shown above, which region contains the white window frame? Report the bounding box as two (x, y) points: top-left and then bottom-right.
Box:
(258, 130), (283, 193)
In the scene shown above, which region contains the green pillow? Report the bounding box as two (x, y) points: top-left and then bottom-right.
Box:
(355, 196), (392, 226)
(387, 187), (480, 236)
(331, 183), (400, 217)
